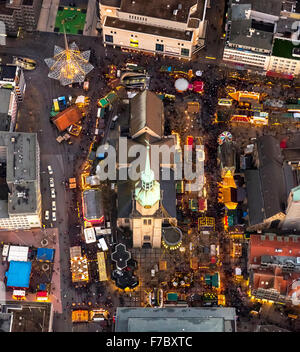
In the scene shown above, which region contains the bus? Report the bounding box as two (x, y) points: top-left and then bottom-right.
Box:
(97, 252), (108, 281)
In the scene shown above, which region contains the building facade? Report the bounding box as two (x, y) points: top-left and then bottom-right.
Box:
(99, 0), (208, 59)
(0, 132), (41, 230)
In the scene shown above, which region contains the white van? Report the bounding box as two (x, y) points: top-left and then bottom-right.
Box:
(99, 237), (108, 251)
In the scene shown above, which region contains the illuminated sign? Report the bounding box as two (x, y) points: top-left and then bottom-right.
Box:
(130, 39), (139, 48)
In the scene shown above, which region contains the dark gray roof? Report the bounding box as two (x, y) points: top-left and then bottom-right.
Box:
(228, 19), (273, 50)
(130, 90), (164, 139)
(230, 0), (284, 16)
(105, 16), (194, 41)
(100, 0), (121, 7)
(83, 189), (104, 220)
(115, 307), (237, 332)
(0, 65), (17, 82)
(245, 169), (264, 225)
(0, 312), (12, 332)
(161, 168), (176, 218)
(219, 141), (236, 169)
(283, 162), (296, 199)
(117, 179), (134, 218)
(119, 0), (201, 23)
(257, 136), (286, 218)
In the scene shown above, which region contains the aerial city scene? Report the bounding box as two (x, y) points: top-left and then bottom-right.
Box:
(1, 0), (300, 337)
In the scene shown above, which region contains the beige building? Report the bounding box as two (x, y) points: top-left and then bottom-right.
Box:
(0, 132), (41, 230)
(99, 0), (208, 59)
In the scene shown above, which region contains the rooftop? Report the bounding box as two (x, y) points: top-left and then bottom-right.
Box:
(100, 0), (121, 7)
(52, 105), (82, 132)
(272, 38), (300, 61)
(0, 65), (17, 82)
(82, 188), (104, 222)
(105, 16), (194, 41)
(249, 234), (300, 265)
(130, 90), (164, 139)
(115, 307), (237, 332)
(0, 89), (12, 132)
(229, 19), (273, 50)
(230, 0), (284, 17)
(0, 301), (52, 332)
(0, 132), (38, 215)
(120, 0), (203, 23)
(256, 135), (286, 219)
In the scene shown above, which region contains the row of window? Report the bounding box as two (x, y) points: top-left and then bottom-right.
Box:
(105, 35), (190, 56)
(129, 15), (147, 22)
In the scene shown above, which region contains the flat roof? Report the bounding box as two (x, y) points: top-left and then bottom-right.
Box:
(231, 0), (284, 17)
(120, 0), (201, 23)
(0, 65), (17, 82)
(0, 301), (52, 332)
(105, 16), (193, 41)
(0, 312), (12, 332)
(272, 38), (300, 61)
(82, 188), (104, 221)
(100, 0), (121, 7)
(0, 89), (11, 115)
(115, 307), (236, 332)
(0, 132), (38, 215)
(229, 20), (273, 50)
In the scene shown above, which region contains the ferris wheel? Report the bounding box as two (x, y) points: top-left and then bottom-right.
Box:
(218, 131), (232, 145)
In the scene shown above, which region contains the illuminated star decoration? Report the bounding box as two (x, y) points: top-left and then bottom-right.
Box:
(44, 26), (94, 86)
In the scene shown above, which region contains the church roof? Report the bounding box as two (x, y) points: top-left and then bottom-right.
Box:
(130, 90), (164, 139)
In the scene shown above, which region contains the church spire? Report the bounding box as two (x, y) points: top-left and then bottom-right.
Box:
(141, 145), (154, 191)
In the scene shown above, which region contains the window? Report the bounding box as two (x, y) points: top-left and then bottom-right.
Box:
(181, 48), (190, 56)
(156, 43), (164, 52)
(143, 219), (147, 225)
(105, 34), (113, 43)
(148, 219), (151, 225)
(144, 235), (151, 241)
(125, 219), (130, 223)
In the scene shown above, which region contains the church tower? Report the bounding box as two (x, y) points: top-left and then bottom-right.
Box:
(132, 146), (162, 248)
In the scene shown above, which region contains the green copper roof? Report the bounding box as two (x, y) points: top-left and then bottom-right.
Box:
(135, 146), (160, 207)
(292, 186), (300, 202)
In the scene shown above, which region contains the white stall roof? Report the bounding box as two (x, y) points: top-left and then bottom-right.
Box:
(8, 246), (29, 262)
(2, 244), (9, 257)
(84, 227), (96, 244)
(235, 267), (242, 276)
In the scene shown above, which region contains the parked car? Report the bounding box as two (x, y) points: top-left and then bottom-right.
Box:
(52, 201), (56, 211)
(45, 210), (49, 220)
(52, 212), (56, 221)
(51, 188), (56, 199)
(48, 165), (53, 175)
(49, 177), (54, 188)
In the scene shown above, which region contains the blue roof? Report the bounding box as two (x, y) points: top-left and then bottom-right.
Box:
(37, 248), (54, 262)
(5, 261), (32, 288)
